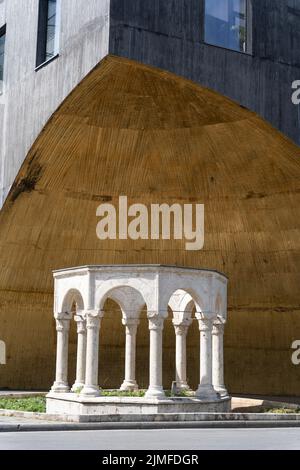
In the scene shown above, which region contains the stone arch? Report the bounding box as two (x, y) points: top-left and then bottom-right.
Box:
(58, 289), (85, 389)
(162, 285), (204, 319)
(97, 284), (147, 319)
(168, 289), (197, 324)
(61, 289), (85, 314)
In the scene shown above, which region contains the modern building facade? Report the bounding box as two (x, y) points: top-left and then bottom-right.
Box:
(0, 1), (299, 395)
(0, 0), (110, 205)
(1, 1), (299, 206)
(110, 0), (300, 145)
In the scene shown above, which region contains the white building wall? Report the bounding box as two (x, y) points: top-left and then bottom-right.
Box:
(0, 0), (5, 186)
(0, 0), (110, 205)
(0, 1), (4, 29)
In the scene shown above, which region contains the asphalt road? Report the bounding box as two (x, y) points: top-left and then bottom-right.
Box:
(0, 428), (300, 450)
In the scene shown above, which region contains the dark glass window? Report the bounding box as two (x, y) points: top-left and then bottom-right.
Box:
(36, 0), (59, 67)
(204, 0), (252, 53)
(0, 25), (6, 92)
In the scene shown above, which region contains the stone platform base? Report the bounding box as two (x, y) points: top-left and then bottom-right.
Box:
(46, 393), (231, 423)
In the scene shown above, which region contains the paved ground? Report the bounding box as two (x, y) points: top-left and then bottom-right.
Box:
(1, 428), (300, 450)
(232, 394), (300, 405)
(0, 416), (54, 425)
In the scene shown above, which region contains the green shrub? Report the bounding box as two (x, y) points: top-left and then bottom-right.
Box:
(0, 396), (46, 413)
(264, 407), (300, 414)
(101, 390), (146, 397)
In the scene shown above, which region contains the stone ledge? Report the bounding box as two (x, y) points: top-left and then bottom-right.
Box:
(46, 394), (231, 417)
(46, 392), (229, 404)
(47, 412), (300, 424)
(1, 412), (300, 433)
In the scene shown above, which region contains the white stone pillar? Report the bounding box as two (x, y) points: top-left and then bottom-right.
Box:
(173, 319), (191, 391)
(120, 318), (139, 391)
(51, 315), (71, 393)
(80, 312), (102, 397)
(145, 315), (165, 399)
(196, 317), (218, 400)
(71, 315), (87, 392)
(212, 318), (228, 397)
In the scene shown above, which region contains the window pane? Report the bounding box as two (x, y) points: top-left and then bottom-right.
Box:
(36, 0), (59, 67)
(46, 0), (57, 60)
(205, 0), (247, 53)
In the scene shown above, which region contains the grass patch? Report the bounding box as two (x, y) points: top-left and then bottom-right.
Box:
(264, 407), (300, 414)
(0, 396), (46, 413)
(165, 389), (192, 397)
(0, 389), (194, 413)
(99, 390), (192, 398)
(101, 390), (146, 397)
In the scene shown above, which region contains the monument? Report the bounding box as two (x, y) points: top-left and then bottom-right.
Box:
(46, 265), (231, 422)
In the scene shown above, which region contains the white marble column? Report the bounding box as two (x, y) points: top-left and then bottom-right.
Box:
(173, 319), (191, 391)
(71, 315), (87, 392)
(212, 318), (228, 397)
(196, 317), (218, 400)
(80, 312), (102, 397)
(145, 314), (165, 399)
(120, 318), (139, 391)
(51, 315), (71, 393)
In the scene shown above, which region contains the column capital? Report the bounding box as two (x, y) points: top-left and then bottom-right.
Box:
(197, 317), (214, 332)
(85, 309), (104, 317)
(74, 316), (87, 334)
(212, 318), (225, 336)
(85, 312), (102, 330)
(147, 313), (164, 331)
(172, 319), (191, 336)
(55, 318), (71, 332)
(55, 311), (72, 321)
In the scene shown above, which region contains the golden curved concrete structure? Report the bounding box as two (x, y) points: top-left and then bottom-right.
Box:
(0, 55), (300, 394)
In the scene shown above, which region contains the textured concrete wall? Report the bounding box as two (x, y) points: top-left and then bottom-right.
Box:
(109, 0), (300, 146)
(0, 0), (110, 205)
(0, 55), (299, 395)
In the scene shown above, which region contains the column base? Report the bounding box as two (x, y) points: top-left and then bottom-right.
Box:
(176, 381), (190, 391)
(51, 381), (70, 393)
(214, 385), (229, 398)
(71, 382), (85, 393)
(145, 386), (166, 399)
(120, 380), (139, 392)
(80, 385), (102, 397)
(196, 384), (219, 400)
